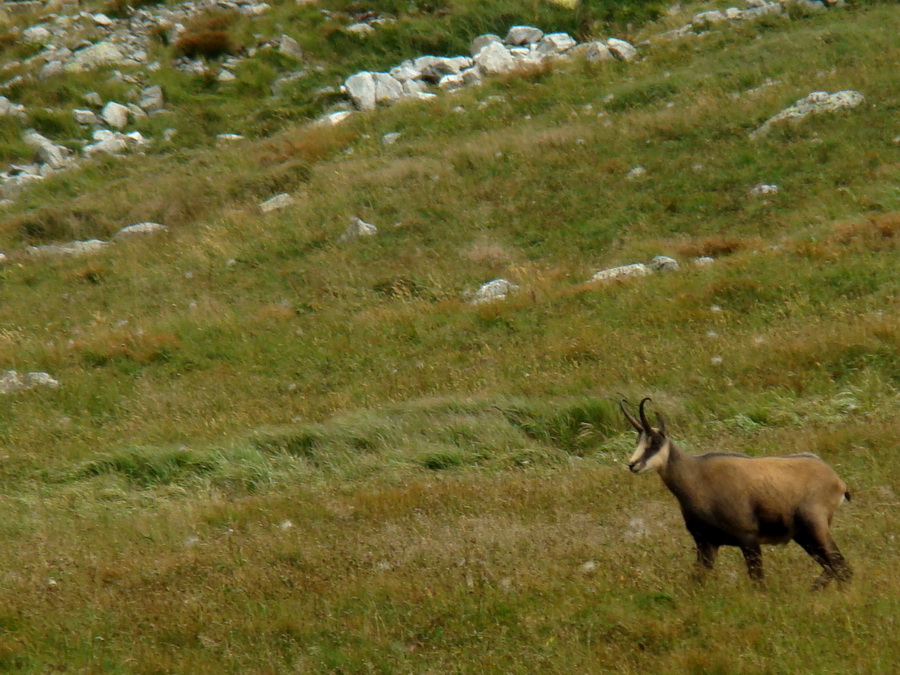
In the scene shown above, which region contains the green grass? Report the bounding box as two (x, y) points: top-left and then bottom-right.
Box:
(0, 0), (897, 671)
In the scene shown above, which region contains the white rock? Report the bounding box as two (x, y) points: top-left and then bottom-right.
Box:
(471, 278), (519, 305)
(26, 240), (108, 257)
(572, 41), (614, 62)
(22, 26), (52, 45)
(0, 370), (60, 394)
(536, 32), (577, 56)
(650, 255), (679, 272)
(318, 110), (353, 126)
(339, 217), (378, 242)
(83, 135), (128, 156)
(470, 34), (501, 57)
(694, 256), (715, 267)
(382, 132), (401, 146)
(138, 85), (164, 112)
(92, 13), (113, 27)
(373, 72), (404, 104)
(346, 23), (375, 37)
(505, 26), (544, 46)
(115, 222), (167, 239)
(345, 72), (377, 111)
(589, 263), (650, 283)
(749, 183), (779, 196)
(22, 130), (69, 169)
(474, 41), (517, 75)
(279, 34), (303, 60)
(607, 38), (638, 62)
(65, 42), (127, 72)
(101, 101), (130, 129)
(259, 193), (295, 213)
(751, 90), (865, 138)
(216, 133), (245, 143)
(626, 166), (647, 180)
(693, 10), (728, 24)
(72, 109), (100, 125)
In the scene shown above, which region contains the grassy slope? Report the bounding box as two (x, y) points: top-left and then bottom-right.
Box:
(0, 1), (898, 672)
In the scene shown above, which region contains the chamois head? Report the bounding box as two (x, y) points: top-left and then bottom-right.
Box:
(620, 398), (670, 475)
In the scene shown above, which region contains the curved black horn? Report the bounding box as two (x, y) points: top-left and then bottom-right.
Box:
(638, 397), (652, 431)
(620, 399), (643, 432)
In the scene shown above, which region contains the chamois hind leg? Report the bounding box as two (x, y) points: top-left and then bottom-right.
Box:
(739, 543), (765, 588)
(794, 517), (852, 590)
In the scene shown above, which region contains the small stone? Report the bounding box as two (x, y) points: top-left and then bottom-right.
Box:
(114, 222), (167, 239)
(101, 101), (130, 129)
(749, 183), (779, 196)
(382, 132), (401, 146)
(607, 38), (637, 62)
(626, 166), (647, 180)
(339, 217), (378, 242)
(279, 34), (303, 60)
(694, 256), (715, 267)
(505, 26), (544, 46)
(470, 278), (519, 305)
(589, 263), (650, 283)
(470, 34), (501, 57)
(346, 23), (375, 37)
(649, 255), (679, 272)
(259, 193), (295, 213)
(72, 109), (100, 125)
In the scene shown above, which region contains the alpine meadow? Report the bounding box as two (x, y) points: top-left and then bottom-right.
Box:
(0, 0), (897, 672)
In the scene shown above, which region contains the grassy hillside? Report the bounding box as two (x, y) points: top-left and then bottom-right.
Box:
(0, 0), (898, 671)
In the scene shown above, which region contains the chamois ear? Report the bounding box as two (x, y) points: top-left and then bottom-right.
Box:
(656, 412), (667, 436)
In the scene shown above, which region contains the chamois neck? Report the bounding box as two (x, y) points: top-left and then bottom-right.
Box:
(659, 441), (697, 492)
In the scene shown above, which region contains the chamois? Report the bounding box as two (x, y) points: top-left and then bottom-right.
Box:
(620, 398), (852, 589)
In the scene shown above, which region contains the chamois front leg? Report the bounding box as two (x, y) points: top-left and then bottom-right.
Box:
(739, 543), (765, 588)
(691, 538), (719, 584)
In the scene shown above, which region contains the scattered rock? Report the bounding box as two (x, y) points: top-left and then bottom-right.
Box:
(22, 130), (69, 169)
(346, 23), (375, 37)
(749, 183), (779, 196)
(694, 256), (715, 267)
(72, 109), (100, 125)
(650, 255), (679, 272)
(26, 239), (108, 257)
(470, 278), (519, 305)
(65, 42), (128, 72)
(279, 34), (303, 60)
(607, 38), (638, 62)
(22, 26), (52, 45)
(114, 222), (167, 239)
(339, 217), (378, 242)
(0, 370), (59, 394)
(138, 85), (164, 112)
(345, 71), (377, 111)
(505, 26), (544, 46)
(470, 34), (501, 57)
(101, 101), (130, 129)
(751, 90), (865, 138)
(382, 132), (401, 146)
(589, 263), (650, 283)
(474, 40), (517, 75)
(259, 193), (295, 213)
(626, 166), (647, 180)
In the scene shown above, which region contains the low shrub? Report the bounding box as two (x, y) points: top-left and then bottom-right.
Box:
(173, 31), (235, 59)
